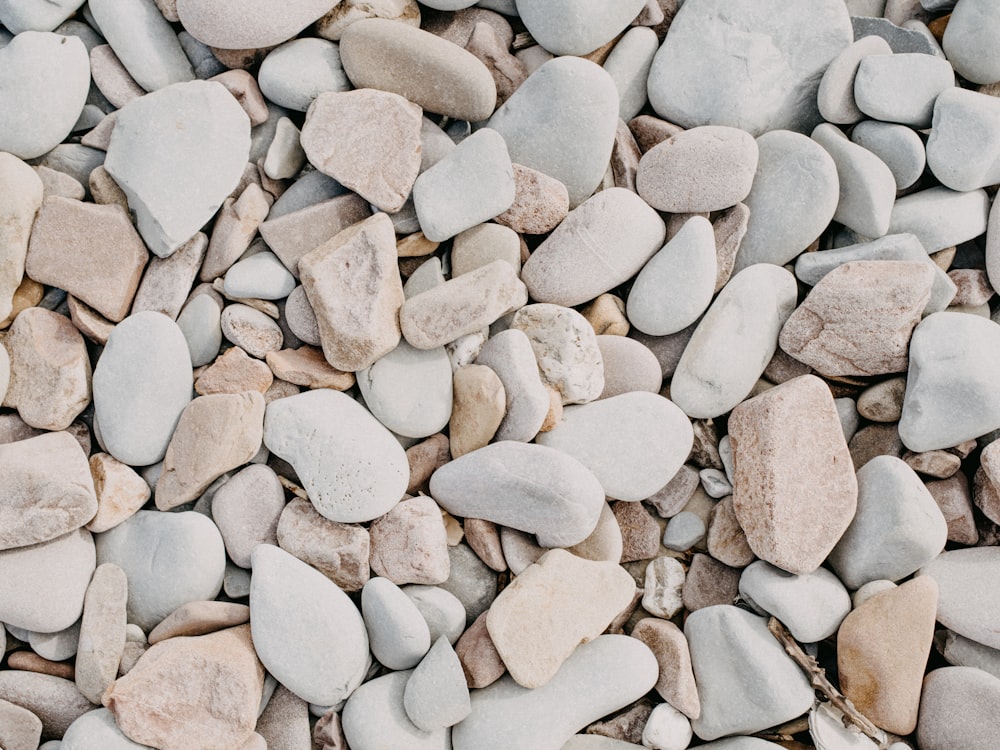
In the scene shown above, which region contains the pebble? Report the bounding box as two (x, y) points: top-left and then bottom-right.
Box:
(852, 15), (940, 55)
(0, 671), (93, 740)
(463, 518), (507, 573)
(196, 345), (274, 395)
(0, 154), (43, 321)
(105, 80), (251, 258)
(641, 702), (692, 750)
(899, 312), (1000, 452)
(369, 495), (450, 585)
(221, 303), (284, 359)
(732, 130), (839, 271)
(402, 585), (467, 645)
(928, 473), (979, 545)
(264, 389), (408, 523)
(642, 556), (686, 619)
(630, 618), (700, 720)
(0, 0), (84, 33)
(671, 264), (797, 419)
(74, 563), (127, 705)
(943, 0), (1000, 84)
(853, 52), (954, 128)
(250, 544), (369, 705)
(276, 497), (370, 592)
(851, 120), (925, 190)
(177, 293), (223, 367)
(887, 186), (990, 254)
(662, 511), (707, 552)
(837, 577), (937, 734)
(488, 56), (619, 207)
(315, 0), (420, 40)
(729, 375), (858, 575)
(224, 251), (296, 301)
(647, 0), (852, 135)
(283, 286), (321, 346)
(919, 546), (1000, 649)
(362, 576), (432, 670)
(940, 630), (1000, 679)
(738, 561), (850, 643)
(448, 364), (505, 457)
(452, 635), (657, 750)
(926, 87), (1000, 193)
(451, 223), (520, 277)
(257, 38), (349, 112)
(817, 35), (893, 124)
(211, 463), (284, 568)
(602, 26), (658, 121)
(86, 453), (150, 533)
(341, 669), (450, 750)
(474, 329), (549, 441)
(521, 187), (666, 307)
(132, 232), (208, 321)
(430, 441), (605, 547)
(857, 376), (907, 422)
(917, 666), (1000, 750)
(147, 600), (250, 644)
(494, 163), (569, 235)
(627, 215), (717, 336)
(454, 610), (505, 688)
(260, 195), (371, 278)
(595, 335), (661, 399)
(30, 621), (81, 662)
(402, 636), (470, 730)
(61, 708), (150, 750)
(176, 0), (335, 48)
(516, 0), (643, 56)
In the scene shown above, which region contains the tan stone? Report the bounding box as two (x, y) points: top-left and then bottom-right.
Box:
(6, 652), (75, 680)
(0, 431), (97, 551)
(706, 495), (755, 568)
(299, 212), (404, 372)
(450, 364), (505, 458)
(904, 449), (961, 479)
(713, 202), (749, 292)
(582, 293), (629, 336)
(463, 518), (506, 572)
(66, 295), (115, 346)
(155, 391), (266, 510)
(103, 625), (264, 750)
(258, 194), (371, 278)
(0, 697), (42, 750)
(75, 563), (128, 704)
(584, 700), (652, 744)
(631, 618), (700, 720)
(682, 552), (740, 612)
(0, 672), (93, 740)
(147, 601), (251, 645)
(493, 163), (570, 235)
(25, 196), (148, 322)
(406, 433), (451, 494)
(210, 69), (269, 127)
(196, 346), (274, 395)
(132, 233), (208, 320)
(90, 45), (144, 108)
(117, 642), (147, 677)
(538, 384), (563, 432)
(729, 375), (858, 575)
(857, 376), (906, 422)
(486, 548), (636, 688)
(423, 7), (513, 48)
(200, 184), (272, 282)
(316, 0), (420, 41)
(975, 465), (1000, 525)
(0, 153), (44, 323)
(3, 307), (91, 430)
(612, 500), (661, 563)
(948, 268), (994, 306)
(926, 473), (978, 545)
(256, 685), (311, 750)
(221, 303), (283, 358)
(455, 610), (506, 689)
(780, 261), (935, 377)
(0, 278), (43, 330)
(264, 346), (354, 390)
(646, 464), (700, 518)
(451, 223), (521, 277)
(568, 501), (624, 564)
(611, 118), (642, 192)
(35, 165), (84, 201)
(313, 706), (348, 750)
(369, 495), (450, 585)
(629, 114), (685, 154)
(275, 497), (370, 591)
(81, 112), (118, 152)
(86, 453), (151, 534)
(396, 231), (439, 258)
(849, 422), (904, 470)
(465, 21), (527, 106)
(761, 348), (813, 386)
(264, 378), (301, 403)
(88, 165), (130, 212)
(838, 576), (938, 735)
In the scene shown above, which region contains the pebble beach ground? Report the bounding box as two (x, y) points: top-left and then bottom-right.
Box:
(1, 0), (1000, 748)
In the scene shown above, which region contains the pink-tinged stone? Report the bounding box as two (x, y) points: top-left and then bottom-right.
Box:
(631, 617), (700, 719)
(276, 497), (371, 592)
(86, 453), (150, 534)
(369, 495), (450, 585)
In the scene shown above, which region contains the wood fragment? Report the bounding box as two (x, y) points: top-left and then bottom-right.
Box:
(277, 475), (309, 501)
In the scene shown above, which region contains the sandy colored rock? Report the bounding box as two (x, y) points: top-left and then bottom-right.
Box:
(0, 672), (93, 740)
(316, 0), (419, 40)
(155, 391), (266, 510)
(583, 294), (629, 337)
(132, 233), (208, 320)
(276, 497), (370, 591)
(0, 277), (44, 330)
(455, 610), (507, 689)
(301, 89), (421, 213)
(712, 202), (750, 292)
(838, 576), (938, 735)
(25, 196), (147, 322)
(631, 618), (700, 720)
(299, 213), (404, 372)
(200, 184), (272, 283)
(780, 260), (935, 377)
(646, 464), (700, 518)
(465, 20), (527, 106)
(857, 376), (906, 422)
(265, 346), (355, 390)
(904, 449), (961, 479)
(6, 651), (75, 680)
(148, 601), (251, 644)
(256, 684), (312, 750)
(449, 364), (506, 459)
(220, 304), (283, 359)
(86, 453), (150, 534)
(0, 153), (44, 323)
(195, 345), (274, 395)
(706, 496), (755, 568)
(612, 501), (661, 563)
(493, 163), (570, 235)
(949, 268), (995, 307)
(103, 624), (264, 750)
(849, 422), (904, 470)
(75, 563), (127, 705)
(681, 553), (740, 613)
(927, 473), (978, 545)
(369, 495), (450, 585)
(0, 431), (97, 551)
(463, 518), (506, 572)
(405, 433), (451, 494)
(0, 697), (42, 750)
(728, 375), (857, 575)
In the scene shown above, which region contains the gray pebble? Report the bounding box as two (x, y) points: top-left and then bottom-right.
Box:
(662, 511), (706, 552)
(401, 585), (467, 645)
(817, 35), (892, 124)
(437, 543), (498, 625)
(258, 38), (350, 112)
(887, 186), (990, 253)
(942, 0), (1000, 84)
(854, 52), (955, 128)
(475, 329), (549, 442)
(850, 120), (926, 190)
(342, 670), (450, 750)
(224, 251), (297, 301)
(602, 26), (658, 122)
(926, 87), (1000, 192)
(403, 636), (471, 730)
(851, 16), (942, 55)
(362, 576), (432, 670)
(738, 561), (850, 643)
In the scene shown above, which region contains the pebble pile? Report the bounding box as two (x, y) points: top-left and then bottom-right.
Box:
(3, 0), (1000, 749)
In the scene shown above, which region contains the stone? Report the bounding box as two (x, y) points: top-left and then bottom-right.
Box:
(927, 87), (1000, 193)
(257, 38), (349, 112)
(29, 621), (81, 662)
(211, 464), (284, 569)
(887, 187), (990, 254)
(943, 0), (1000, 84)
(263, 116), (306, 180)
(627, 215), (717, 336)
(817, 36), (893, 124)
(369, 495), (450, 585)
(565, 502), (622, 564)
(264, 389), (408, 523)
(647, 0), (852, 136)
(488, 56), (619, 206)
(439, 542), (499, 625)
(341, 669), (449, 750)
(671, 264), (798, 419)
(642, 556), (686, 619)
(0, 698), (43, 750)
(406, 433), (451, 494)
(0, 155), (43, 322)
(854, 52), (954, 128)
(224, 252), (295, 302)
(175, 292), (223, 369)
(449, 364), (505, 457)
(852, 15), (939, 54)
(928, 473), (978, 545)
(361, 576), (431, 670)
(733, 130), (839, 271)
(609, 500), (657, 562)
(641, 702), (692, 750)
(132, 233), (208, 321)
(852, 120), (926, 191)
(84, 455), (149, 534)
(196, 346), (273, 396)
(402, 585), (466, 645)
(940, 631), (1000, 680)
(430, 441), (605, 547)
(0, 672), (93, 740)
(265, 346), (354, 391)
(96, 511), (225, 632)
(705, 496), (753, 567)
(474, 329), (550, 441)
(403, 636), (470, 731)
(400, 260), (527, 350)
(176, 0), (336, 48)
(919, 547), (1000, 649)
(276, 497), (369, 591)
(74, 564), (127, 705)
(950, 268), (995, 307)
(515, 0), (643, 56)
(299, 213), (405, 372)
(662, 511), (706, 552)
(917, 666), (1000, 750)
(728, 375), (858, 575)
(0, 0), (84, 33)
(857, 377), (906, 423)
(463, 518), (506, 572)
(0, 31), (90, 160)
(738, 561), (850, 643)
(455, 610), (505, 688)
(221, 304), (283, 360)
(103, 625), (262, 750)
(283, 287), (320, 346)
(686, 605), (814, 741)
(631, 618), (700, 719)
(596, 336), (661, 399)
(494, 163), (569, 235)
(105, 80), (250, 258)
(451, 223), (520, 277)
(147, 601), (249, 644)
(521, 187), (666, 307)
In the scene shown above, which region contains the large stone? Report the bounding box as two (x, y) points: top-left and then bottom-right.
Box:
(404, 636), (471, 730)
(853, 52), (954, 128)
(0, 672), (93, 741)
(516, 0), (643, 56)
(276, 497), (370, 591)
(917, 667), (1000, 750)
(176, 0), (337, 48)
(0, 154), (43, 322)
(369, 495), (450, 585)
(919, 547), (1000, 650)
(926, 87), (1000, 193)
(738, 561), (850, 643)
(362, 576), (431, 670)
(341, 669), (450, 750)
(211, 464), (285, 569)
(943, 0), (1000, 84)
(0, 0), (85, 33)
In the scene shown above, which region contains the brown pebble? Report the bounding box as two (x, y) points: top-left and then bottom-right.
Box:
(611, 118), (642, 192)
(612, 501), (661, 563)
(66, 295), (115, 346)
(209, 69), (269, 127)
(706, 496), (756, 568)
(582, 293), (629, 336)
(926, 473), (978, 545)
(712, 202), (750, 292)
(132, 233), (208, 320)
(6, 653), (74, 681)
(396, 231), (439, 258)
(538, 385), (564, 432)
(35, 165), (84, 201)
(313, 706), (348, 750)
(493, 163), (570, 235)
(148, 601), (251, 645)
(646, 464), (700, 518)
(276, 497), (370, 592)
(849, 422), (905, 470)
(903, 449), (962, 479)
(0, 697), (42, 750)
(0, 671), (92, 739)
(88, 165), (129, 211)
(450, 364), (506, 458)
(682, 552), (741, 612)
(465, 21), (527, 105)
(974, 440), (1000, 525)
(369, 495), (450, 585)
(87, 453), (151, 533)
(948, 268), (994, 306)
(585, 700), (652, 744)
(631, 618), (701, 719)
(857, 376), (906, 422)
(265, 346), (355, 391)
(196, 346), (274, 395)
(209, 45), (275, 70)
(0, 278), (43, 330)
(406, 433), (451, 494)
(762, 346), (812, 385)
(463, 518), (507, 572)
(628, 114), (685, 153)
(455, 610), (506, 689)
(200, 184), (272, 283)
(263, 378), (301, 403)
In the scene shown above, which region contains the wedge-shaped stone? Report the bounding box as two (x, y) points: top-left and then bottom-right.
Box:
(342, 670), (450, 750)
(887, 187), (990, 254)
(404, 637), (471, 731)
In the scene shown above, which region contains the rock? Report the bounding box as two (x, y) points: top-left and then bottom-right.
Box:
(406, 434), (451, 494)
(917, 666), (1000, 750)
(301, 89), (421, 213)
(686, 605), (814, 741)
(728, 375), (858, 575)
(627, 216), (717, 336)
(641, 702), (692, 750)
(943, 0), (1000, 84)
(132, 233), (207, 321)
(105, 80), (250, 258)
(662, 511), (706, 552)
(817, 36), (893, 124)
(449, 364), (506, 457)
(439, 542), (499, 625)
(103, 625), (262, 750)
(516, 0), (643, 56)
(402, 585), (467, 645)
(0, 672), (93, 740)
(265, 346), (354, 391)
(940, 630), (1000, 679)
(521, 187), (666, 307)
(596, 335), (661, 399)
(404, 636), (471, 730)
(264, 389), (408, 523)
(0, 0), (84, 33)
(74, 564), (128, 706)
(838, 577), (939, 734)
(0, 698), (42, 750)
(851, 15), (940, 54)
(0, 155), (43, 322)
(452, 635), (657, 750)
(255, 684), (311, 750)
(738, 561), (850, 643)
(494, 163), (569, 235)
(631, 618), (701, 719)
(887, 187), (990, 254)
(155, 392), (265, 510)
(276, 497), (370, 591)
(857, 377), (906, 423)
(96, 511), (225, 632)
(369, 495), (449, 585)
(488, 56), (619, 206)
(854, 52), (954, 128)
(603, 26), (658, 121)
(647, 0), (852, 135)
(455, 610), (505, 688)
(851, 120), (927, 191)
(283, 287), (321, 346)
(258, 38), (350, 111)
(919, 547), (1000, 649)
(671, 264), (798, 419)
(430, 441), (605, 547)
(474, 329), (549, 442)
(561, 739), (645, 750)
(196, 346), (273, 396)
(223, 252), (295, 302)
(341, 669), (449, 750)
(451, 223), (520, 278)
(85, 454), (149, 534)
(929, 473), (978, 545)
(220, 304), (283, 360)
(362, 576), (431, 670)
(211, 464), (285, 569)
(926, 88), (1000, 193)
(28, 619), (80, 662)
(250, 544), (369, 705)
(176, 0), (336, 48)
(299, 213), (405, 372)
(642, 556), (686, 619)
(147, 601), (249, 644)
(0, 31), (90, 160)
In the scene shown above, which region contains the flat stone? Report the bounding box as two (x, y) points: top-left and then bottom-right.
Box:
(265, 346), (354, 391)
(300, 213), (404, 372)
(928, 473), (978, 545)
(276, 497), (369, 591)
(733, 130), (839, 271)
(671, 264), (798, 419)
(223, 252), (295, 302)
(0, 0), (84, 33)
(516, 0), (642, 56)
(0, 698), (42, 750)
(642, 556), (686, 618)
(596, 335), (661, 399)
(451, 223), (520, 278)
(662, 511), (706, 552)
(818, 35), (893, 124)
(211, 464), (284, 568)
(729, 375), (858, 575)
(917, 666), (1000, 750)
(74, 563), (127, 705)
(603, 26), (658, 121)
(0, 672), (92, 740)
(282, 287), (321, 346)
(176, 0), (336, 48)
(0, 155), (43, 322)
(854, 52), (954, 128)
(362, 576), (432, 670)
(342, 669), (449, 750)
(943, 0), (1000, 84)
(704, 496), (753, 567)
(686, 605), (814, 741)
(647, 0), (852, 135)
(887, 187), (990, 254)
(105, 80), (250, 258)
(919, 546), (1000, 649)
(147, 600), (249, 645)
(488, 56), (619, 207)
(494, 163), (569, 235)
(369, 495), (450, 585)
(404, 636), (470, 731)
(258, 38), (349, 112)
(927, 88), (1000, 193)
(521, 187), (666, 307)
(852, 15), (940, 54)
(264, 389), (408, 522)
(851, 120), (926, 191)
(738, 561), (850, 643)
(132, 233), (208, 321)
(630, 618), (700, 719)
(455, 610), (505, 688)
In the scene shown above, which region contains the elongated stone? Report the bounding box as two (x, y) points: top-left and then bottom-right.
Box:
(75, 564), (128, 705)
(474, 329), (549, 443)
(0, 153), (43, 322)
(176, 0), (337, 49)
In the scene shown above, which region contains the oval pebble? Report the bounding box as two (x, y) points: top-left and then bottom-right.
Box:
(474, 328), (549, 442)
(211, 464), (285, 569)
(917, 667), (1000, 750)
(887, 186), (990, 254)
(176, 293), (223, 368)
(176, 0), (337, 49)
(362, 577), (432, 670)
(943, 0), (1000, 85)
(401, 585), (467, 645)
(738, 561), (850, 643)
(926, 87), (1000, 193)
(595, 335), (662, 399)
(221, 304), (283, 359)
(919, 547), (1000, 650)
(0, 0), (85, 34)
(851, 120), (926, 191)
(817, 35), (893, 125)
(516, 0), (644, 56)
(853, 52), (955, 129)
(62, 708), (152, 750)
(257, 38), (350, 112)
(603, 26), (659, 122)
(224, 251), (296, 301)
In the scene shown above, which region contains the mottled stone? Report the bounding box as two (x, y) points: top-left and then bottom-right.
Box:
(0, 672), (93, 740)
(369, 495), (450, 585)
(494, 163), (569, 235)
(276, 497), (369, 591)
(211, 464), (284, 568)
(75, 563), (128, 705)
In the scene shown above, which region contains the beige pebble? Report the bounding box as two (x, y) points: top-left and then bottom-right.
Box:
(276, 497), (370, 592)
(132, 233), (208, 320)
(646, 464), (700, 518)
(396, 231), (439, 258)
(948, 268), (994, 306)
(629, 114), (685, 153)
(613, 500), (661, 563)
(584, 700), (652, 744)
(681, 552), (740, 613)
(455, 610), (506, 689)
(441, 509), (464, 546)
(499, 526), (544, 575)
(90, 45), (144, 109)
(0, 671), (93, 740)
(424, 6), (513, 48)
(0, 154), (43, 324)
(597, 335), (662, 399)
(631, 617), (701, 720)
(0, 697), (42, 750)
(6, 652), (74, 680)
(196, 346), (274, 396)
(849, 422), (904, 470)
(712, 202), (749, 292)
(582, 293), (629, 336)
(463, 518), (506, 572)
(75, 563), (128, 704)
(256, 685), (311, 750)
(857, 376), (906, 422)
(926, 473), (978, 545)
(200, 184), (272, 282)
(87, 166), (128, 213)
(147, 601), (251, 645)
(974, 440), (1000, 525)
(263, 378), (301, 403)
(86, 453), (150, 534)
(283, 286), (320, 346)
(405, 433), (451, 495)
(65, 296), (114, 346)
(465, 21), (527, 106)
(493, 163), (569, 235)
(221, 303), (284, 359)
(567, 502), (624, 564)
(316, 0), (420, 41)
(313, 706), (348, 750)
(0, 278), (44, 330)
(370, 495), (450, 585)
(35, 165), (85, 201)
(449, 364), (506, 459)
(117, 641), (147, 676)
(903, 449), (962, 479)
(538, 385), (563, 432)
(706, 496), (755, 568)
(80, 111), (118, 152)
(451, 223), (520, 277)
(264, 346), (355, 390)
(210, 69), (269, 127)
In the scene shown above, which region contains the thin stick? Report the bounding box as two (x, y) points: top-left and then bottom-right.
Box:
(278, 475), (309, 501)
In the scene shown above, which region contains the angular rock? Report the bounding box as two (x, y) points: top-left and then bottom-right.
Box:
(494, 163), (569, 235)
(211, 464), (285, 569)
(919, 547), (1000, 649)
(132, 233), (208, 321)
(265, 346), (354, 391)
(276, 497), (370, 591)
(195, 346), (273, 396)
(85, 454), (149, 535)
(147, 601), (250, 644)
(75, 564), (128, 705)
(369, 495), (450, 585)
